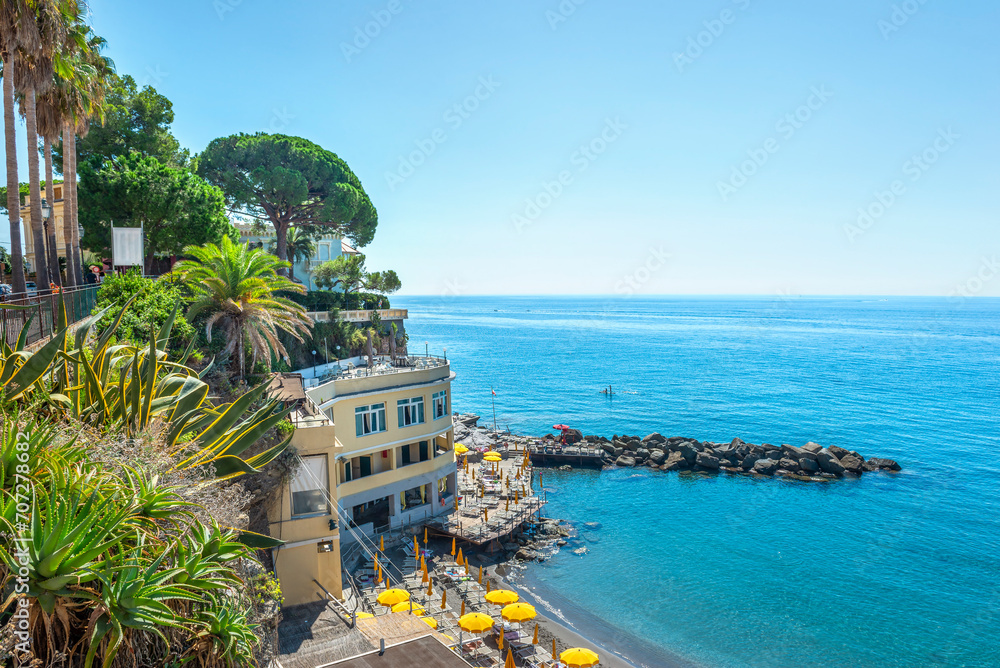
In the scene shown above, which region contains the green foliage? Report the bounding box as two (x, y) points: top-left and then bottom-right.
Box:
(0, 420), (267, 668)
(78, 153), (234, 262)
(54, 73), (189, 172)
(93, 270), (195, 346)
(312, 253), (401, 305)
(197, 133), (378, 262)
(173, 235), (311, 379)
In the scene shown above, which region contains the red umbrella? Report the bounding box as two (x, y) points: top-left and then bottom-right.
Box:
(552, 424), (570, 431)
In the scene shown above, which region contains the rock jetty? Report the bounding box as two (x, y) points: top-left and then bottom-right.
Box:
(454, 414), (901, 481)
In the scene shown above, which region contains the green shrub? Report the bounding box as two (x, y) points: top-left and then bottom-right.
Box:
(93, 270), (195, 346)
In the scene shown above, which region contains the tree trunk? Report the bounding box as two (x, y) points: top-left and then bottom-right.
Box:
(3, 65), (26, 294)
(237, 330), (245, 379)
(43, 137), (60, 287)
(25, 89), (48, 291)
(69, 127), (83, 285)
(62, 124), (77, 287)
(274, 219), (288, 276)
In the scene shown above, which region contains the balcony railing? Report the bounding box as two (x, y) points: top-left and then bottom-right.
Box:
(307, 308), (408, 323)
(0, 284), (99, 349)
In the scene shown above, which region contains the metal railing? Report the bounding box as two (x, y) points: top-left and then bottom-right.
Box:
(0, 284), (99, 348)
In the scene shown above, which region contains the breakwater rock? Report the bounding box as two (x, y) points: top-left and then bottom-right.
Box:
(582, 433), (900, 480)
(452, 414), (901, 481)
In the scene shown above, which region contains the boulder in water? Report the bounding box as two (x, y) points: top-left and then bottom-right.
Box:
(696, 452), (721, 469)
(663, 451), (689, 471)
(615, 455), (636, 468)
(648, 449), (667, 465)
(868, 457), (902, 472)
(753, 458), (779, 475)
(817, 449), (846, 475)
(839, 453), (864, 473)
(798, 458), (820, 473)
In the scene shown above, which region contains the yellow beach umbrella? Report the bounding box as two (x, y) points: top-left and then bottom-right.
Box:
(458, 612), (494, 634)
(533, 623), (539, 644)
(485, 580), (491, 594)
(426, 579), (433, 596)
(451, 537), (456, 556)
(485, 454), (501, 462)
(457, 548), (464, 566)
(440, 589), (447, 609)
(560, 648), (600, 667)
(380, 535), (384, 552)
(391, 601), (426, 615)
(377, 589), (410, 607)
(460, 599), (466, 616)
(498, 630), (504, 649)
(413, 535), (419, 555)
(356, 612), (374, 620)
(424, 527), (428, 544)
(485, 589), (519, 607)
(501, 602), (536, 623)
(422, 616), (439, 630)
(478, 566), (483, 584)
(504, 648), (516, 668)
(456, 444), (469, 455)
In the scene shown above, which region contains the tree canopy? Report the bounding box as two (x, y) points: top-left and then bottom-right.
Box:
(313, 253), (401, 306)
(77, 153), (233, 270)
(197, 133), (377, 272)
(53, 73), (188, 171)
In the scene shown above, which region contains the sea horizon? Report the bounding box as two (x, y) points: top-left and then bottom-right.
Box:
(397, 295), (1000, 667)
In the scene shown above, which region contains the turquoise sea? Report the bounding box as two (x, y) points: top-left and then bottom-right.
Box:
(396, 296), (1000, 668)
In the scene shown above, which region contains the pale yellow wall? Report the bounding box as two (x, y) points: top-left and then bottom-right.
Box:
(19, 195), (70, 265)
(268, 366), (454, 607)
(274, 540), (342, 607)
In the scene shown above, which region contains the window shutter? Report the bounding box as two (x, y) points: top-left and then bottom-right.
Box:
(398, 404), (405, 427)
(418, 402), (424, 423)
(356, 411), (364, 436)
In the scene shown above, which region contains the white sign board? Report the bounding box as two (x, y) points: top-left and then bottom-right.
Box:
(112, 227), (144, 267)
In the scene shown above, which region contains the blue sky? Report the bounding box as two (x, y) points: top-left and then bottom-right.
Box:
(4, 0), (998, 296)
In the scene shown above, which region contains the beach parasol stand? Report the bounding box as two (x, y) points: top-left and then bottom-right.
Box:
(560, 648), (600, 668)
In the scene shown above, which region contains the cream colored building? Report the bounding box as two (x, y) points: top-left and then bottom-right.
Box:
(17, 187), (70, 273)
(268, 323), (456, 607)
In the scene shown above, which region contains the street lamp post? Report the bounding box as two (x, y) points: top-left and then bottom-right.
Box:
(311, 350), (317, 376)
(40, 199), (53, 289)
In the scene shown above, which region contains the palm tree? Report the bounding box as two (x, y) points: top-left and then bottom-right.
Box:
(0, 0), (61, 293)
(173, 235), (312, 379)
(268, 226), (315, 284)
(57, 24), (112, 287)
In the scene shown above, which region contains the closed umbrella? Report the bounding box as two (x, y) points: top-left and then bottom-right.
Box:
(380, 535), (384, 552)
(451, 537), (456, 556)
(457, 548), (464, 566)
(461, 599), (465, 616)
(441, 589), (447, 609)
(533, 623), (539, 644)
(504, 648), (516, 668)
(426, 578), (433, 596)
(560, 648), (600, 667)
(552, 638), (557, 661)
(424, 527), (428, 544)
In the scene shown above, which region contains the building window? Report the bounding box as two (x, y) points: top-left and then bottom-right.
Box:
(397, 396), (425, 427)
(419, 441), (429, 462)
(290, 455), (328, 517)
(400, 484), (428, 511)
(400, 445), (412, 465)
(318, 244), (330, 262)
(355, 403), (386, 436)
(432, 391), (448, 420)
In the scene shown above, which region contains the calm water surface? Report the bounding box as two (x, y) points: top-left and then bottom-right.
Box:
(396, 296), (1000, 667)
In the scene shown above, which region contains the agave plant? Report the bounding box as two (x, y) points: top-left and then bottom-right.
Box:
(189, 596), (262, 668)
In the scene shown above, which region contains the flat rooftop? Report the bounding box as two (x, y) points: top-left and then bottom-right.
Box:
(318, 635), (469, 668)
